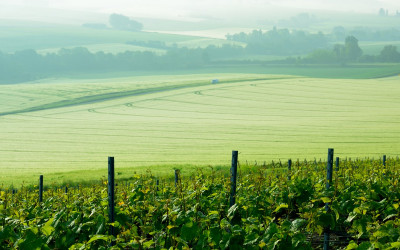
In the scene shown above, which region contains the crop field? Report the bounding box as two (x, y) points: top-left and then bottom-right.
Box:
(359, 41), (400, 55)
(204, 64), (400, 79)
(1, 73), (400, 186)
(0, 24), (207, 53)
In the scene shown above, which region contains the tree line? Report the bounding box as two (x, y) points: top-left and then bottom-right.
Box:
(0, 33), (399, 84)
(227, 26), (400, 56)
(226, 27), (327, 55)
(301, 37), (400, 64)
(331, 26), (400, 42)
(0, 45), (245, 83)
(82, 13), (143, 32)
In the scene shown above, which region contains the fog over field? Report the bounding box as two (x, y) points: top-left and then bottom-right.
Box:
(1, 0), (400, 24)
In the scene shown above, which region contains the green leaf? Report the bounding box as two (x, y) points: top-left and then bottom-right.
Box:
(108, 221), (120, 228)
(263, 223), (278, 242)
(391, 242), (400, 248)
(274, 204), (288, 213)
(291, 219), (307, 232)
(17, 229), (43, 250)
(321, 197), (331, 203)
(227, 204), (238, 219)
(346, 240), (358, 249)
(96, 222), (105, 235)
(180, 221), (199, 242)
(208, 211), (219, 215)
(68, 243), (85, 250)
(209, 226), (221, 244)
(373, 230), (390, 239)
(357, 241), (374, 250)
(87, 235), (109, 244)
(318, 213), (335, 228)
(345, 212), (357, 223)
(383, 214), (397, 222)
(227, 204), (241, 225)
(143, 240), (155, 248)
(42, 218), (55, 237)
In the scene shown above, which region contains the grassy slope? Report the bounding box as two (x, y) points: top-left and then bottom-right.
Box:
(0, 24), (198, 52)
(0, 22), (242, 53)
(205, 64), (400, 79)
(359, 41), (400, 55)
(1, 73), (400, 186)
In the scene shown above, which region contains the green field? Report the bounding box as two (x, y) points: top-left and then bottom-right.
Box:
(359, 41), (400, 55)
(1, 73), (400, 186)
(0, 22), (242, 53)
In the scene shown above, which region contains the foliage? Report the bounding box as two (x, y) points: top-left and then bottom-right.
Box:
(0, 44), (245, 83)
(379, 45), (400, 62)
(344, 36), (363, 61)
(303, 36), (400, 64)
(109, 14), (143, 32)
(226, 27), (328, 55)
(1, 158), (400, 249)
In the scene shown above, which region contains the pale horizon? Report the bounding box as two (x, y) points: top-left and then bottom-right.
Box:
(1, 0), (400, 24)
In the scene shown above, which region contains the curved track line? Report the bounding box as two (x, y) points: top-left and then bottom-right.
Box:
(0, 77), (284, 117)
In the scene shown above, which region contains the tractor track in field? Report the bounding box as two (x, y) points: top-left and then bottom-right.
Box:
(0, 77), (291, 117)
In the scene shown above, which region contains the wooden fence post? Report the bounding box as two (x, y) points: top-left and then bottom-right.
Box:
(230, 151), (238, 207)
(39, 175), (43, 203)
(288, 159), (292, 180)
(108, 157), (116, 243)
(335, 157), (339, 172)
(383, 155), (386, 166)
(324, 148), (334, 250)
(175, 170), (180, 187)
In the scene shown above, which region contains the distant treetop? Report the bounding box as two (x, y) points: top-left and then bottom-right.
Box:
(109, 13), (143, 32)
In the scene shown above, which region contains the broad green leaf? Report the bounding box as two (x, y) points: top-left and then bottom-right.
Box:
(108, 221), (120, 228)
(291, 219), (307, 232)
(274, 204), (288, 213)
(180, 221), (199, 242)
(208, 211), (219, 216)
(321, 197), (331, 203)
(16, 229), (43, 250)
(391, 242), (400, 248)
(345, 212), (357, 223)
(87, 235), (109, 244)
(357, 241), (374, 250)
(143, 240), (155, 248)
(42, 218), (55, 237)
(345, 241), (358, 249)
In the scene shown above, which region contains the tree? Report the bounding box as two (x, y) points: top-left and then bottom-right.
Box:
(332, 26), (346, 41)
(379, 8), (386, 16)
(333, 44), (346, 63)
(109, 14), (143, 31)
(380, 45), (400, 62)
(344, 36), (362, 61)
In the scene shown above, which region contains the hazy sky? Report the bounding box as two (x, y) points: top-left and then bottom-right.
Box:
(3, 0), (400, 12)
(1, 0), (400, 23)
